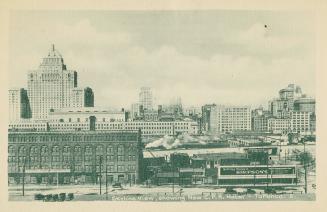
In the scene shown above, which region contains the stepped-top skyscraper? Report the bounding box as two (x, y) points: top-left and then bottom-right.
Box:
(27, 45), (94, 119)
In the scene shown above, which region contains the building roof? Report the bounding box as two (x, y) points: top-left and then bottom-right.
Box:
(194, 152), (246, 160)
(49, 107), (124, 114)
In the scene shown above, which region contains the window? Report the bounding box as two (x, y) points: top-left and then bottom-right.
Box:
(107, 165), (114, 172)
(118, 165), (124, 172)
(118, 146), (124, 155)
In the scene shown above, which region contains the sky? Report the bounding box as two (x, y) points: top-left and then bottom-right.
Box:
(8, 10), (315, 109)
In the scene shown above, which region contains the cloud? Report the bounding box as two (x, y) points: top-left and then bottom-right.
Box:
(72, 43), (313, 108)
(9, 16), (315, 110)
(224, 23), (307, 57)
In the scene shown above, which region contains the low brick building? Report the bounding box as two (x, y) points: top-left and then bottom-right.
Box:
(8, 130), (143, 185)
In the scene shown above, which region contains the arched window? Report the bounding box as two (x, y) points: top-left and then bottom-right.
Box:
(96, 145), (103, 154)
(41, 146), (48, 154)
(18, 146), (26, 155)
(8, 146), (15, 155)
(52, 146), (60, 154)
(74, 145), (81, 153)
(106, 145), (113, 154)
(85, 145), (92, 154)
(63, 146), (70, 153)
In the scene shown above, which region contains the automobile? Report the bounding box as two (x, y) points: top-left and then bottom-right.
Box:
(112, 182), (122, 188)
(59, 193), (66, 201)
(34, 193), (44, 200)
(52, 194), (59, 201)
(224, 187), (237, 194)
(44, 194), (53, 202)
(245, 188), (256, 194)
(67, 193), (74, 201)
(264, 188), (277, 194)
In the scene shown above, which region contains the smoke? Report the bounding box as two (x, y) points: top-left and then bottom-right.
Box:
(145, 133), (214, 149)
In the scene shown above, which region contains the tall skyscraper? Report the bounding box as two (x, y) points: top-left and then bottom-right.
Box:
(139, 87), (153, 110)
(8, 88), (31, 122)
(27, 45), (93, 119)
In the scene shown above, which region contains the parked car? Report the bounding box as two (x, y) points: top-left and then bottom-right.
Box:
(52, 194), (59, 201)
(224, 187), (237, 194)
(34, 193), (44, 200)
(112, 182), (122, 188)
(264, 188), (277, 194)
(44, 194), (53, 202)
(67, 193), (74, 201)
(59, 193), (66, 201)
(246, 188), (256, 194)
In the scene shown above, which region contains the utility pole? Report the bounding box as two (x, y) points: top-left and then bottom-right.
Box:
(129, 174), (132, 187)
(285, 150), (287, 164)
(57, 171), (59, 188)
(171, 159), (175, 194)
(22, 157), (26, 196)
(105, 163), (108, 200)
(253, 162), (256, 187)
(99, 156), (102, 195)
(303, 141), (307, 194)
(266, 151), (269, 190)
(279, 141), (281, 161)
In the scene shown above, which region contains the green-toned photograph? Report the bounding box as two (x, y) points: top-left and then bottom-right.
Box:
(7, 10), (315, 201)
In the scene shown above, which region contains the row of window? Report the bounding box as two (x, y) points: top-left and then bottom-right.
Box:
(8, 154), (137, 163)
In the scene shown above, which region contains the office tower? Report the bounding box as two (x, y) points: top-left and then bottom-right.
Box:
(27, 45), (84, 119)
(139, 87), (153, 110)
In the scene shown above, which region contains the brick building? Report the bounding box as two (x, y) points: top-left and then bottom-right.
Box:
(8, 131), (143, 185)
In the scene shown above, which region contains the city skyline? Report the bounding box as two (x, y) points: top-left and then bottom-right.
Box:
(9, 11), (315, 109)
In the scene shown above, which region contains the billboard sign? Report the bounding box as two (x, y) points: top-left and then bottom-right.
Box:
(220, 166), (295, 176)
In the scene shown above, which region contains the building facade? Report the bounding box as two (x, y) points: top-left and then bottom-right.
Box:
(290, 111), (312, 134)
(130, 103), (141, 120)
(217, 165), (298, 187)
(70, 87), (94, 108)
(293, 97), (315, 113)
(48, 107), (125, 123)
(9, 88), (31, 122)
(201, 104), (217, 133)
(9, 120), (199, 136)
(267, 118), (291, 134)
(139, 87), (153, 110)
(202, 105), (251, 134)
(218, 106), (252, 133)
(268, 84), (302, 119)
(251, 107), (269, 132)
(8, 131), (143, 185)
(143, 109), (159, 122)
(27, 45), (93, 119)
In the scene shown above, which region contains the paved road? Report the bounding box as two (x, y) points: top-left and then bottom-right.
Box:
(8, 184), (314, 201)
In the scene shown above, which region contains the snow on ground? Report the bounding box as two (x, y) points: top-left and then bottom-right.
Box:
(143, 144), (316, 158)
